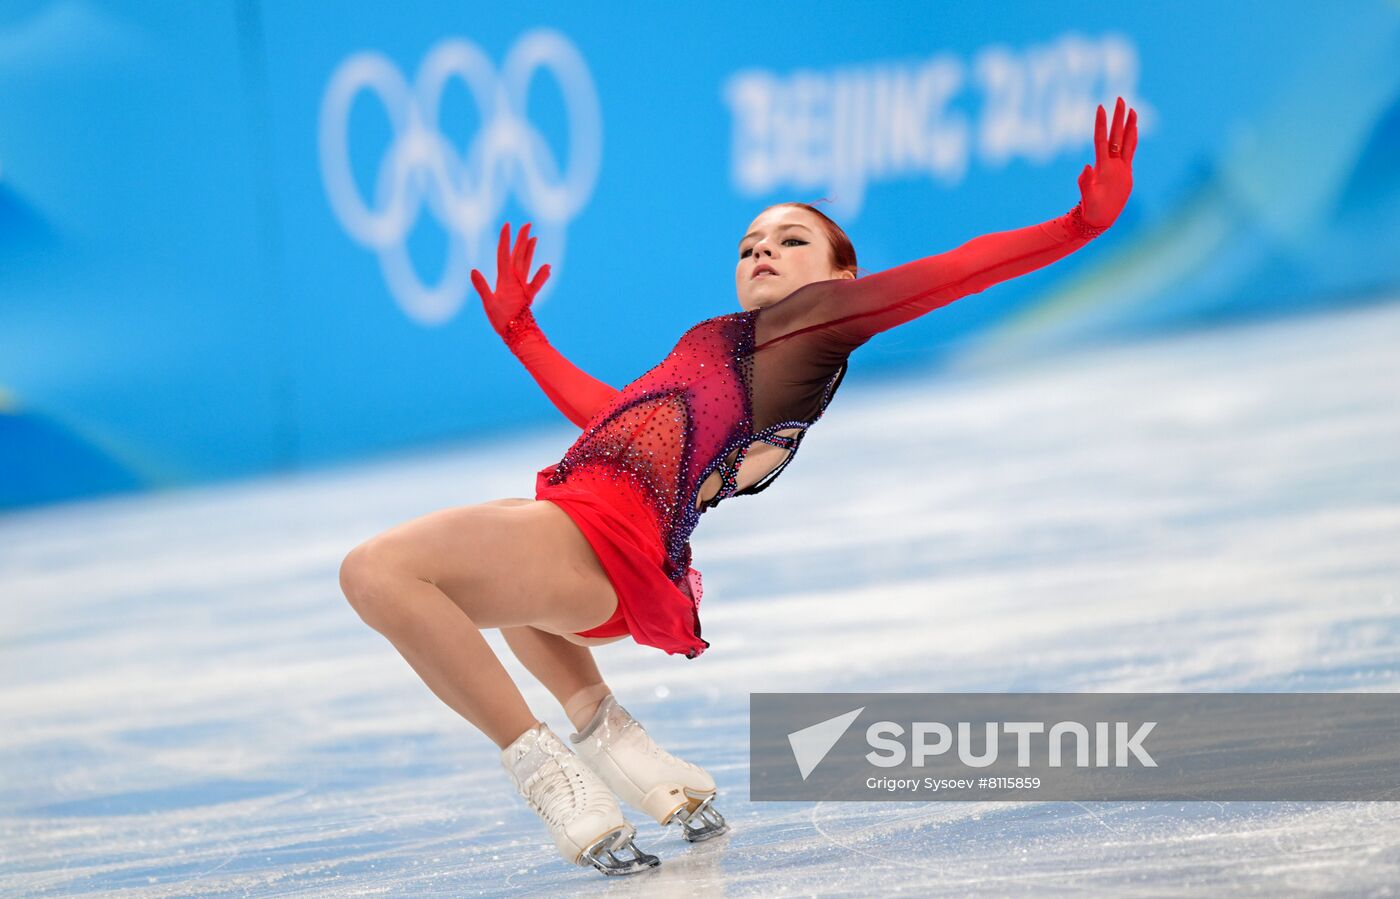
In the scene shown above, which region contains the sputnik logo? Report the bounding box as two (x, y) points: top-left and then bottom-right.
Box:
(787, 707), (864, 780)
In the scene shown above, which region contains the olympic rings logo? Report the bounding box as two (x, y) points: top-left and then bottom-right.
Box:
(318, 31), (602, 325)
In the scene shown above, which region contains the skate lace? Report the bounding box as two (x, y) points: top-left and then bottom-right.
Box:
(620, 715), (706, 777)
(522, 750), (613, 829)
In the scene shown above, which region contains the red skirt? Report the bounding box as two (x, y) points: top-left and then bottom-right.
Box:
(534, 463), (709, 659)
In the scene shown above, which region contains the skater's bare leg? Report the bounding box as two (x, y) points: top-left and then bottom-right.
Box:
(339, 498), (620, 750)
(481, 498), (616, 732)
(500, 626), (613, 730)
(360, 577), (538, 747)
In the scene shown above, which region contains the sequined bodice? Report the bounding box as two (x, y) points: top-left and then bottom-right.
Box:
(543, 308), (847, 579)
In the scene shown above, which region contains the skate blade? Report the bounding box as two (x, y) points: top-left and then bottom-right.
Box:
(580, 828), (661, 876)
(666, 791), (730, 843)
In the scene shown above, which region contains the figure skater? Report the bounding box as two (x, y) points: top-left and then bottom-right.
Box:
(339, 98), (1139, 876)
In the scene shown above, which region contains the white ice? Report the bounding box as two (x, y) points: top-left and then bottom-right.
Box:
(3, 301), (1399, 896)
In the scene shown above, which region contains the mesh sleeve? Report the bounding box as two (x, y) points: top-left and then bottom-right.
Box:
(753, 203), (1109, 356)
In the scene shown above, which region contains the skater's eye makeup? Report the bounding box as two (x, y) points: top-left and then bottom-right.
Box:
(738, 222), (815, 257)
(740, 238), (808, 259)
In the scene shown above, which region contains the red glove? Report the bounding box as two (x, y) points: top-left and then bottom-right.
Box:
(470, 222), (621, 428)
(1076, 96), (1138, 229)
(471, 222), (551, 349)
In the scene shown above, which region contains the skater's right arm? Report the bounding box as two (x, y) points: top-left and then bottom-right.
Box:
(472, 223), (621, 429)
(498, 310), (621, 429)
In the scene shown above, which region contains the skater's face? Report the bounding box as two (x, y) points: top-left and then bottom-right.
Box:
(736, 206), (855, 311)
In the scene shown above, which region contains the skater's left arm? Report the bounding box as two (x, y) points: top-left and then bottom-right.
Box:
(755, 98), (1138, 354)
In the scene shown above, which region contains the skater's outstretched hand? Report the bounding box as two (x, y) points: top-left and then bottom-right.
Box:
(471, 222), (551, 345)
(470, 222), (619, 426)
(1077, 96), (1138, 229)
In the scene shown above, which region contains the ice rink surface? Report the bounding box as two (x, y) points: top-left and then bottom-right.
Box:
(4, 301), (1400, 897)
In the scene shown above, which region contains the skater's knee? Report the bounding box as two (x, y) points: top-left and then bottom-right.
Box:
(339, 538), (410, 631)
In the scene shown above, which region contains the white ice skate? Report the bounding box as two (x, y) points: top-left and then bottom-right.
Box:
(570, 694), (730, 842)
(500, 721), (660, 876)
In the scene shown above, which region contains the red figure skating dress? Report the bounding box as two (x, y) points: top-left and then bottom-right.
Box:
(473, 98), (1136, 660)
(484, 203), (1111, 659)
